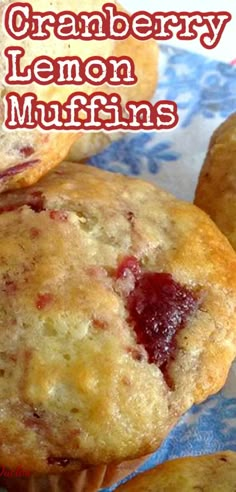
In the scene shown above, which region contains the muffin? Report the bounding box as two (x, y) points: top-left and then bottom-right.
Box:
(0, 163), (236, 490)
(195, 112), (236, 249)
(116, 451), (236, 491)
(67, 26), (158, 162)
(0, 0), (116, 191)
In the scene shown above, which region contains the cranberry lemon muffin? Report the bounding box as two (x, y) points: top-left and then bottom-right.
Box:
(0, 163), (235, 479)
(195, 112), (236, 249)
(0, 0), (116, 191)
(116, 451), (236, 491)
(68, 31), (158, 162)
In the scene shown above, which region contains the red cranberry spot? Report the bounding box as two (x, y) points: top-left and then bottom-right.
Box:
(3, 275), (17, 295)
(49, 210), (68, 222)
(20, 146), (34, 158)
(30, 227), (40, 239)
(116, 256), (141, 280)
(0, 160), (40, 179)
(27, 191), (45, 213)
(47, 457), (71, 467)
(0, 191), (45, 215)
(36, 293), (53, 310)
(4, 280), (17, 295)
(127, 272), (198, 369)
(93, 318), (108, 330)
(0, 203), (21, 213)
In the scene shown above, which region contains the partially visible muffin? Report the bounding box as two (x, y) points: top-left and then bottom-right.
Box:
(116, 451), (236, 491)
(67, 28), (158, 162)
(0, 163), (235, 475)
(0, 0), (116, 191)
(195, 112), (236, 249)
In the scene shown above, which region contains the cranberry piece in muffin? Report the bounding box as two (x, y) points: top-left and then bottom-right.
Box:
(117, 258), (199, 369)
(127, 271), (198, 367)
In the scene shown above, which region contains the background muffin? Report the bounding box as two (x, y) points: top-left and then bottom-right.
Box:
(116, 451), (236, 491)
(0, 0), (116, 191)
(195, 112), (236, 249)
(67, 22), (158, 162)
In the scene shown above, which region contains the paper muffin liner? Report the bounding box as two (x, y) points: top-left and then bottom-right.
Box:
(0, 455), (149, 492)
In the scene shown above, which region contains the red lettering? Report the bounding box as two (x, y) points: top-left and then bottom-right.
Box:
(4, 92), (179, 132)
(3, 4), (231, 48)
(4, 49), (137, 86)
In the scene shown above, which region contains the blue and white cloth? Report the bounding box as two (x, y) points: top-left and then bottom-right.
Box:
(93, 44), (236, 491)
(91, 44), (236, 203)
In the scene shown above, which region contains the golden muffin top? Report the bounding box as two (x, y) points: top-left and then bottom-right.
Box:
(0, 163), (235, 473)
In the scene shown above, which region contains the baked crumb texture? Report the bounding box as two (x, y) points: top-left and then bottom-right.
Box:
(0, 163), (235, 473)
